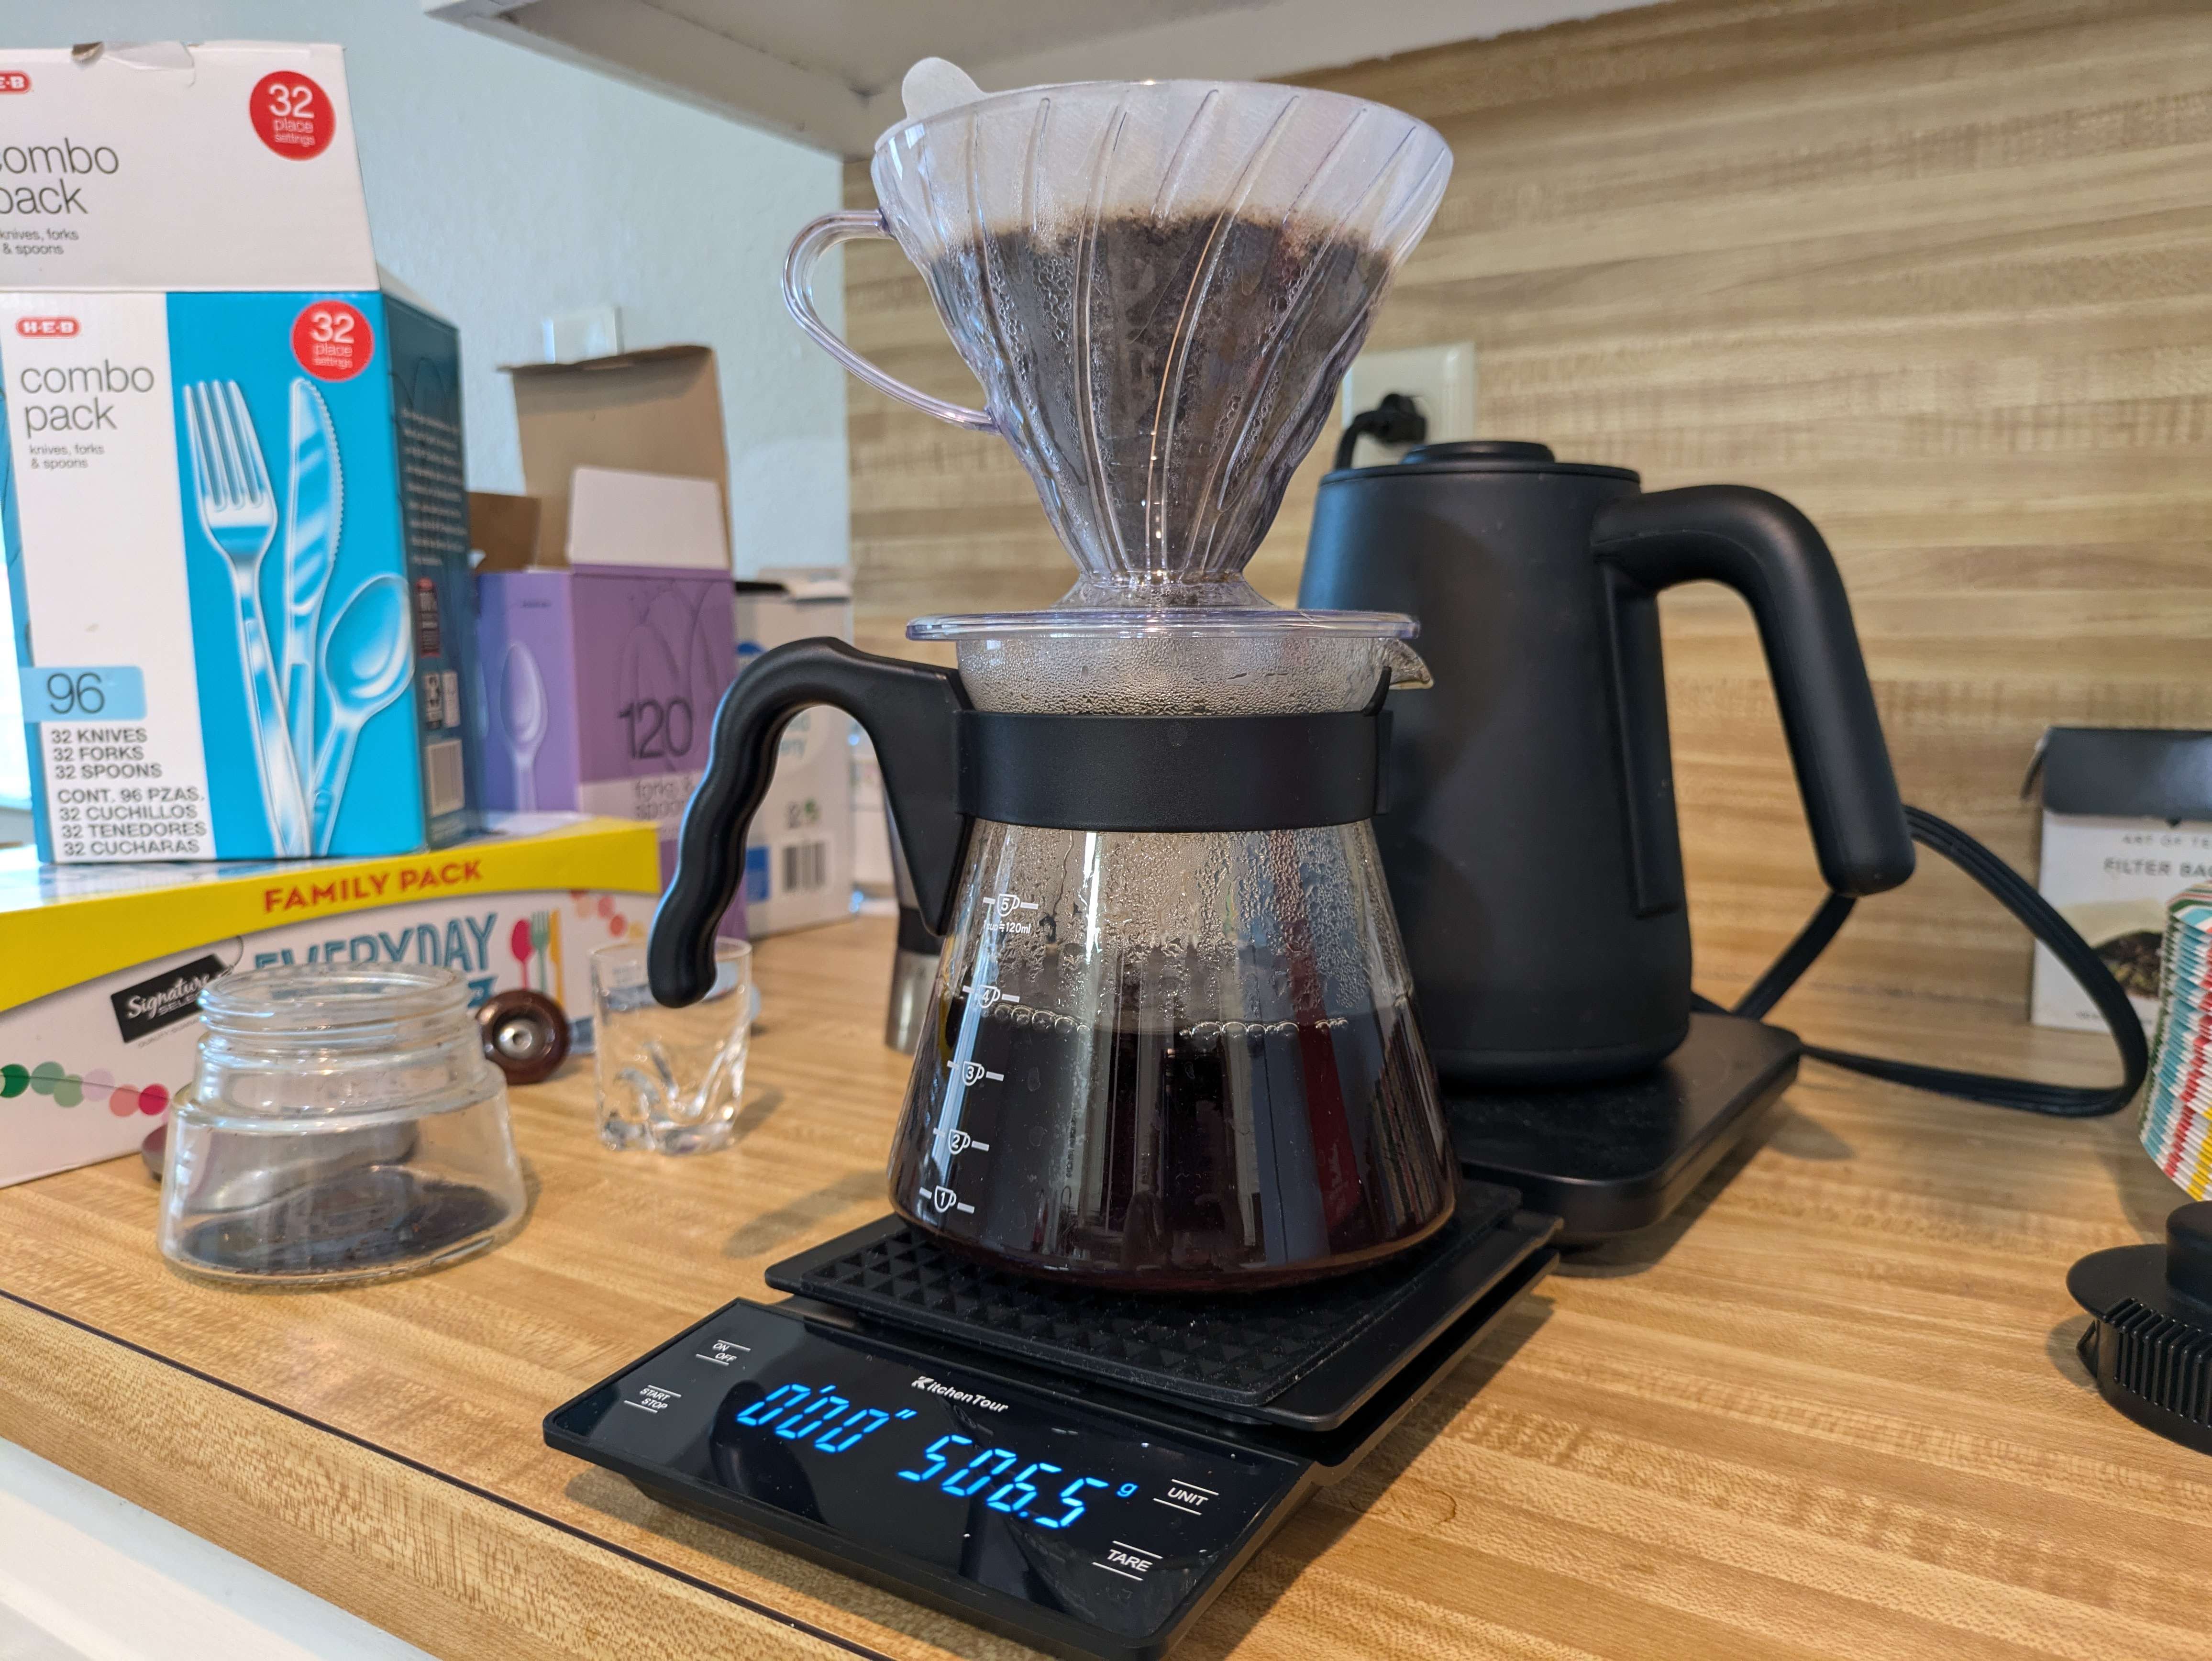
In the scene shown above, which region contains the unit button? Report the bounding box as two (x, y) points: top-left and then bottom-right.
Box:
(1093, 1539), (1163, 1583)
(1151, 1481), (1217, 1516)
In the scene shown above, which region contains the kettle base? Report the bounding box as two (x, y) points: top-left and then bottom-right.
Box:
(1445, 1012), (1800, 1246)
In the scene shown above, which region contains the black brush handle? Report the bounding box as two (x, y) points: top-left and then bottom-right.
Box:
(650, 639), (971, 1007)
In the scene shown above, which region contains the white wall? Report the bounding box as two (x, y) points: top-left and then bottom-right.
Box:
(0, 0), (848, 803)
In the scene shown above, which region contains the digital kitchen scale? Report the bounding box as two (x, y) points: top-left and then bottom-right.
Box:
(545, 1184), (1559, 1661)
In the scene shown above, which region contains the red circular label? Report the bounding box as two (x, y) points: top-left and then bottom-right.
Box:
(250, 71), (333, 160)
(292, 299), (374, 380)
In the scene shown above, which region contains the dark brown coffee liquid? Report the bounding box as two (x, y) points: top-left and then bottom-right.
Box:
(888, 988), (1457, 1289)
(921, 213), (1395, 580)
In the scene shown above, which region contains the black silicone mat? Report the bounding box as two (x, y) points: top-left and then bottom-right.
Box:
(766, 1182), (1530, 1425)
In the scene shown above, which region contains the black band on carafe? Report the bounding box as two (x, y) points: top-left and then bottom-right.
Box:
(956, 706), (1391, 832)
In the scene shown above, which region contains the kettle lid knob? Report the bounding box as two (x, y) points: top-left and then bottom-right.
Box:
(1400, 439), (1555, 465)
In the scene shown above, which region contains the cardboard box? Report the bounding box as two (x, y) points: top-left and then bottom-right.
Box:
(0, 812), (658, 1187)
(2030, 728), (2212, 1034)
(502, 344), (727, 571)
(481, 345), (742, 932)
(0, 42), (483, 862)
(468, 490), (542, 574)
(732, 572), (854, 933)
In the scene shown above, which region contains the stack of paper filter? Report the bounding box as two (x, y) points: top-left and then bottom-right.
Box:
(2143, 880), (2212, 1199)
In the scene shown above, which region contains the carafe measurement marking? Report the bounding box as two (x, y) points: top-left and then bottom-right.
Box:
(988, 892), (1039, 936)
(941, 1129), (990, 1154)
(931, 1185), (976, 1215)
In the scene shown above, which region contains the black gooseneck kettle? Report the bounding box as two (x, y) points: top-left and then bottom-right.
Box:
(1298, 440), (1918, 1087)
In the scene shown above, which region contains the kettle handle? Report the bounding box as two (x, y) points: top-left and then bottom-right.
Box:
(1593, 486), (1915, 898)
(649, 639), (972, 1008)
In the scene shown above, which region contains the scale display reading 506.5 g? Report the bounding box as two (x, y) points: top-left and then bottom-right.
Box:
(729, 1379), (1119, 1528)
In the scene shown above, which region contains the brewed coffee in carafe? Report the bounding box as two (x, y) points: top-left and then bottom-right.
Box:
(659, 64), (1459, 1288)
(888, 812), (1448, 1289)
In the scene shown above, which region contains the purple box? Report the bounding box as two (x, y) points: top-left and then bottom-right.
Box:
(476, 564), (738, 928)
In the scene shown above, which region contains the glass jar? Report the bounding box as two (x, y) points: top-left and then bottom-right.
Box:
(159, 964), (528, 1286)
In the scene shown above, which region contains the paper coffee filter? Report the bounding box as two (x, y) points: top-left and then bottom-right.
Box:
(877, 67), (1450, 258)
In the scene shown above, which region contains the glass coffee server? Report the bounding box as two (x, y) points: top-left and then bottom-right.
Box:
(653, 66), (1459, 1290)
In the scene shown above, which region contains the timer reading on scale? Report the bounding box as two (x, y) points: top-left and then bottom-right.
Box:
(730, 1377), (1139, 1528)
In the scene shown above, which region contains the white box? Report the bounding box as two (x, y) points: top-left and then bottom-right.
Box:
(0, 42), (375, 292)
(732, 571), (854, 933)
(0, 813), (658, 1186)
(565, 465), (729, 570)
(2029, 728), (2212, 1033)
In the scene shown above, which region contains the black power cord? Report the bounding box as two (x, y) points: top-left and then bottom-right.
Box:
(1333, 392), (1427, 470)
(1703, 804), (2149, 1117)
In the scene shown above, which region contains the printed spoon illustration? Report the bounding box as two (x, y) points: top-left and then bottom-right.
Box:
(500, 641), (548, 811)
(310, 576), (411, 854)
(510, 918), (535, 991)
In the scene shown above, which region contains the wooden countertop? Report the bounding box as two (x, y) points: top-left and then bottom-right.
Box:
(0, 915), (2206, 1661)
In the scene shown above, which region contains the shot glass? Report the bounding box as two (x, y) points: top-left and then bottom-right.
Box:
(592, 939), (752, 1154)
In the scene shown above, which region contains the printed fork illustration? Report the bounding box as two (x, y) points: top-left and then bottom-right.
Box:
(183, 380), (312, 857)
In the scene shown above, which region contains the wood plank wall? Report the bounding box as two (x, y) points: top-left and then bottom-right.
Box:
(841, 0), (2212, 1017)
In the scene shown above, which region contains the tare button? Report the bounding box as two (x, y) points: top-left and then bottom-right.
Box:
(1092, 1539), (1164, 1583)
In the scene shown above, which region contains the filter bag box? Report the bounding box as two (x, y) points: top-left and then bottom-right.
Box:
(2029, 727), (2212, 1034)
(732, 571), (854, 934)
(0, 42), (484, 863)
(0, 812), (657, 1187)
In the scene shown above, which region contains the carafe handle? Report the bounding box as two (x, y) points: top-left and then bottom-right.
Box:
(650, 639), (973, 1008)
(784, 210), (998, 432)
(1593, 486), (1914, 898)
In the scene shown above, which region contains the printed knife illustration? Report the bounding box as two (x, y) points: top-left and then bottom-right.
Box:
(280, 377), (342, 793)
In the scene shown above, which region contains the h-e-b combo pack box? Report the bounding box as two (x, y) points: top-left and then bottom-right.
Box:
(0, 41), (482, 862)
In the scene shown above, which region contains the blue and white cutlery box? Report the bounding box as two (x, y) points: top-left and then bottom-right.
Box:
(0, 41), (482, 862)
